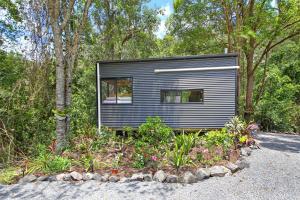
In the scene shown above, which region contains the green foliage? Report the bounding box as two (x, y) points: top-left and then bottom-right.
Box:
(167, 143), (190, 171)
(225, 116), (246, 135)
(254, 41), (300, 132)
(205, 129), (234, 151)
(174, 133), (197, 155)
(27, 145), (71, 174)
(138, 116), (174, 145)
(0, 167), (20, 184)
(132, 153), (145, 169)
(239, 135), (248, 144)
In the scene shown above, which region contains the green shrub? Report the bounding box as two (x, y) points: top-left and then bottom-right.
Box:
(0, 167), (20, 184)
(27, 145), (71, 174)
(174, 133), (197, 154)
(132, 153), (145, 169)
(205, 129), (233, 151)
(138, 116), (174, 145)
(225, 116), (246, 135)
(167, 143), (190, 171)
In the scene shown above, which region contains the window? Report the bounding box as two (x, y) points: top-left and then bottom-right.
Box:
(101, 78), (132, 104)
(161, 89), (203, 104)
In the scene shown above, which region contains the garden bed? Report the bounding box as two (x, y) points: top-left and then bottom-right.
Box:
(0, 116), (257, 184)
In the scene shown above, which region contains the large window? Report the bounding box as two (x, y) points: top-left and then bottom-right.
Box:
(101, 78), (132, 104)
(161, 89), (203, 104)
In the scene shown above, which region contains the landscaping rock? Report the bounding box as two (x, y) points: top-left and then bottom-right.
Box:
(143, 173), (153, 182)
(210, 166), (230, 177)
(82, 173), (94, 181)
(101, 173), (110, 182)
(56, 173), (65, 181)
(130, 173), (144, 181)
(153, 170), (167, 182)
(166, 175), (178, 183)
(241, 147), (251, 156)
(37, 176), (49, 181)
(109, 175), (119, 182)
(236, 159), (249, 169)
(63, 173), (72, 181)
(19, 175), (37, 183)
(195, 168), (210, 180)
(47, 176), (57, 182)
(226, 162), (239, 173)
(70, 171), (83, 181)
(92, 174), (102, 181)
(119, 177), (131, 183)
(181, 172), (197, 184)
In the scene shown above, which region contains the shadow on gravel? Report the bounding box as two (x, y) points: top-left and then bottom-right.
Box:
(258, 134), (300, 153)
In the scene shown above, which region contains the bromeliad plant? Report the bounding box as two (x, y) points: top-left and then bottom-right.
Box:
(167, 143), (190, 172)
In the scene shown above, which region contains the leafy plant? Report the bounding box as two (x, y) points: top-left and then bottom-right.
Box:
(27, 145), (71, 174)
(138, 116), (174, 145)
(132, 153), (145, 169)
(239, 135), (248, 144)
(167, 143), (190, 171)
(0, 167), (20, 184)
(225, 116), (246, 135)
(205, 129), (234, 151)
(174, 133), (197, 154)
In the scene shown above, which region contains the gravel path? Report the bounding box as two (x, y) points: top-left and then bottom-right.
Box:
(1, 132), (300, 200)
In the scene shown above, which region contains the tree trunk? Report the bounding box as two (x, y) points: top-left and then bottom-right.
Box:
(244, 51), (255, 121)
(52, 26), (67, 152)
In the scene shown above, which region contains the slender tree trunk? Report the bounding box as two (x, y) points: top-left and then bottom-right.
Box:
(245, 51), (255, 121)
(52, 26), (67, 151)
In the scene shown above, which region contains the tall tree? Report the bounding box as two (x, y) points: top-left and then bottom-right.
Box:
(46, 0), (92, 152)
(172, 0), (300, 120)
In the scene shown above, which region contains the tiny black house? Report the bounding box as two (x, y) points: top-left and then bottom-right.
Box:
(96, 53), (239, 129)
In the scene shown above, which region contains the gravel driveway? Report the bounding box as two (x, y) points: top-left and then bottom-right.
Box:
(1, 132), (300, 200)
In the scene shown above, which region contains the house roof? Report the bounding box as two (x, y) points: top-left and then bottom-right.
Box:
(97, 53), (238, 65)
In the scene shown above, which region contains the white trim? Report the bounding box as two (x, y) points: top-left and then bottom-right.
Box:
(97, 63), (101, 130)
(154, 66), (239, 73)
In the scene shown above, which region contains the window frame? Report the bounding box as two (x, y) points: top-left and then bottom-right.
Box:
(100, 77), (133, 105)
(160, 89), (204, 104)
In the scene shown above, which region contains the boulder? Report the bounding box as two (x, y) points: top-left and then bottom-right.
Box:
(166, 175), (178, 183)
(56, 173), (66, 181)
(226, 162), (239, 173)
(109, 175), (119, 182)
(210, 166), (230, 177)
(70, 171), (83, 181)
(143, 174), (153, 182)
(37, 176), (49, 181)
(195, 168), (210, 180)
(236, 160), (249, 170)
(181, 172), (197, 184)
(130, 173), (144, 181)
(47, 176), (57, 182)
(19, 175), (37, 183)
(241, 147), (251, 156)
(63, 173), (72, 181)
(92, 174), (103, 181)
(101, 173), (110, 182)
(153, 170), (167, 182)
(119, 177), (131, 183)
(82, 173), (94, 181)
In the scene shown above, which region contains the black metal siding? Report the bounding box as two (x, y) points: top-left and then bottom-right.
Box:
(98, 55), (237, 128)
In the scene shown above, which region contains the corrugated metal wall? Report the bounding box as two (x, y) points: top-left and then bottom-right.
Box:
(98, 55), (237, 129)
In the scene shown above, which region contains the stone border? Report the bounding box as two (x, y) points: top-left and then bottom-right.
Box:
(18, 147), (255, 184)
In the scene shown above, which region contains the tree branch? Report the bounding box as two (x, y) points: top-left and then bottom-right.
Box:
(61, 0), (75, 30)
(252, 29), (300, 74)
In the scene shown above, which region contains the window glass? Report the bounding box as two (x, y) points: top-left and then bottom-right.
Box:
(161, 89), (203, 104)
(161, 90), (181, 103)
(101, 79), (116, 104)
(117, 78), (132, 104)
(181, 90), (203, 103)
(101, 78), (132, 104)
